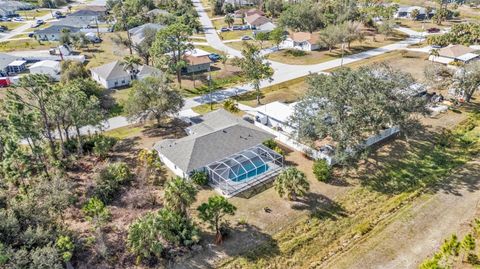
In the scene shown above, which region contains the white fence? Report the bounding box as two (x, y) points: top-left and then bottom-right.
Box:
(254, 121), (400, 166)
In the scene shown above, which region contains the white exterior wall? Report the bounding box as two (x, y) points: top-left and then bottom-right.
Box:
(30, 66), (60, 81)
(91, 71), (131, 89)
(158, 152), (188, 178)
(280, 38), (319, 51)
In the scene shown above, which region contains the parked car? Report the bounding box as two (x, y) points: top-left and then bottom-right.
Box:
(427, 27), (440, 33)
(12, 17), (24, 22)
(28, 33), (34, 38)
(241, 35), (252, 40)
(36, 19), (44, 25)
(208, 53), (221, 62)
(0, 25), (8, 32)
(220, 27), (230, 32)
(30, 23), (40, 28)
(54, 14), (65, 19)
(54, 11), (62, 16)
(241, 25), (250, 30)
(232, 25), (241, 30)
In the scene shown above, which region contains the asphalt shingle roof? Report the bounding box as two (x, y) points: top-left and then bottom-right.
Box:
(154, 110), (274, 173)
(90, 61), (130, 80)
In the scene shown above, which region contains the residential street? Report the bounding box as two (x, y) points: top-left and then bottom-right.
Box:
(324, 160), (480, 269)
(29, 0), (426, 139)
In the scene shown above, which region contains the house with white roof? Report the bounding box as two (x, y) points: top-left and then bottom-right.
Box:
(281, 32), (321, 51)
(0, 53), (24, 76)
(29, 60), (61, 81)
(395, 6), (435, 20)
(128, 23), (166, 45)
(90, 61), (162, 89)
(429, 45), (480, 65)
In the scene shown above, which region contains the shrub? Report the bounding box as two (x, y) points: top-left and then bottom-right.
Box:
(312, 159), (331, 182)
(285, 49), (306, 57)
(92, 135), (117, 159)
(263, 139), (277, 149)
(94, 162), (133, 203)
(55, 235), (74, 262)
(137, 149), (164, 185)
(190, 171), (209, 186)
(82, 197), (110, 225)
(223, 99), (239, 113)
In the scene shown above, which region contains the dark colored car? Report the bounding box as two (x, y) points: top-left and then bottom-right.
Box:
(220, 27), (230, 32)
(427, 27), (440, 33)
(208, 53), (221, 62)
(0, 25), (7, 32)
(232, 25), (241, 30)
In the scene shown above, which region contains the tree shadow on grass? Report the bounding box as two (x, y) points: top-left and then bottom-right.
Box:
(360, 128), (479, 196)
(290, 192), (348, 220)
(141, 119), (189, 139)
(171, 224), (279, 269)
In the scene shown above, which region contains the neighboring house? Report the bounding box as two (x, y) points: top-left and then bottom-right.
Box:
(154, 109), (284, 197)
(0, 1), (33, 17)
(51, 16), (93, 29)
(225, 0), (254, 7)
(253, 101), (400, 165)
(29, 60), (61, 81)
(395, 6), (435, 20)
(90, 61), (132, 89)
(281, 32), (320, 51)
(429, 45), (480, 65)
(0, 53), (20, 76)
(146, 8), (169, 19)
(128, 23), (166, 45)
(34, 25), (81, 41)
(69, 9), (106, 22)
(136, 65), (162, 80)
(234, 8), (264, 18)
(182, 55), (212, 74)
(245, 14), (276, 33)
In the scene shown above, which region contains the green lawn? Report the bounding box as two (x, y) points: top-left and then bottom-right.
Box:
(0, 21), (25, 30)
(103, 125), (143, 140)
(19, 9), (53, 20)
(0, 39), (57, 52)
(191, 102), (244, 116)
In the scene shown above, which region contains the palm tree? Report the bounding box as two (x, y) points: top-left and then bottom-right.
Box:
(274, 167), (310, 201)
(224, 14), (234, 28)
(430, 48), (440, 62)
(164, 177), (198, 216)
(410, 9), (420, 21)
(122, 55), (141, 79)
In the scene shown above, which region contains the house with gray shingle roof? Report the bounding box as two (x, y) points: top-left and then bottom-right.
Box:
(128, 23), (166, 45)
(90, 61), (132, 89)
(34, 25), (81, 41)
(90, 61), (162, 89)
(154, 109), (284, 197)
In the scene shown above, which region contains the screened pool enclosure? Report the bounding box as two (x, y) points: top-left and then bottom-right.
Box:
(206, 144), (284, 196)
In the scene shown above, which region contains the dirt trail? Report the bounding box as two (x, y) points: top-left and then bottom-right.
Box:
(325, 159), (480, 269)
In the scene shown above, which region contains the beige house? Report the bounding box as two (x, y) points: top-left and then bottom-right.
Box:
(429, 45), (479, 65)
(183, 55), (212, 74)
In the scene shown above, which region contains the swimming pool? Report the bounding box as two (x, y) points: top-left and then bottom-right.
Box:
(228, 159), (270, 182)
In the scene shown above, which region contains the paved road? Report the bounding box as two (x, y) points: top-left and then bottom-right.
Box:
(325, 160), (480, 269)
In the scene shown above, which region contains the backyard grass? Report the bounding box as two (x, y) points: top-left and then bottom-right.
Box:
(267, 31), (408, 65)
(227, 40), (274, 51)
(218, 113), (480, 268)
(395, 18), (459, 32)
(81, 32), (129, 69)
(10, 33), (31, 39)
(195, 45), (224, 55)
(0, 39), (57, 52)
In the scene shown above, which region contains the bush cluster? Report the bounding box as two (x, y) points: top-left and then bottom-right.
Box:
(94, 162), (133, 203)
(312, 159), (331, 182)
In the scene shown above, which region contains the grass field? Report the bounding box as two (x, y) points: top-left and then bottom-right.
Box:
(0, 21), (25, 30)
(218, 113), (480, 268)
(81, 32), (129, 69)
(0, 39), (57, 52)
(19, 9), (53, 20)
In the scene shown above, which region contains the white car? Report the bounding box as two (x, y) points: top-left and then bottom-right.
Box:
(13, 17), (24, 22)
